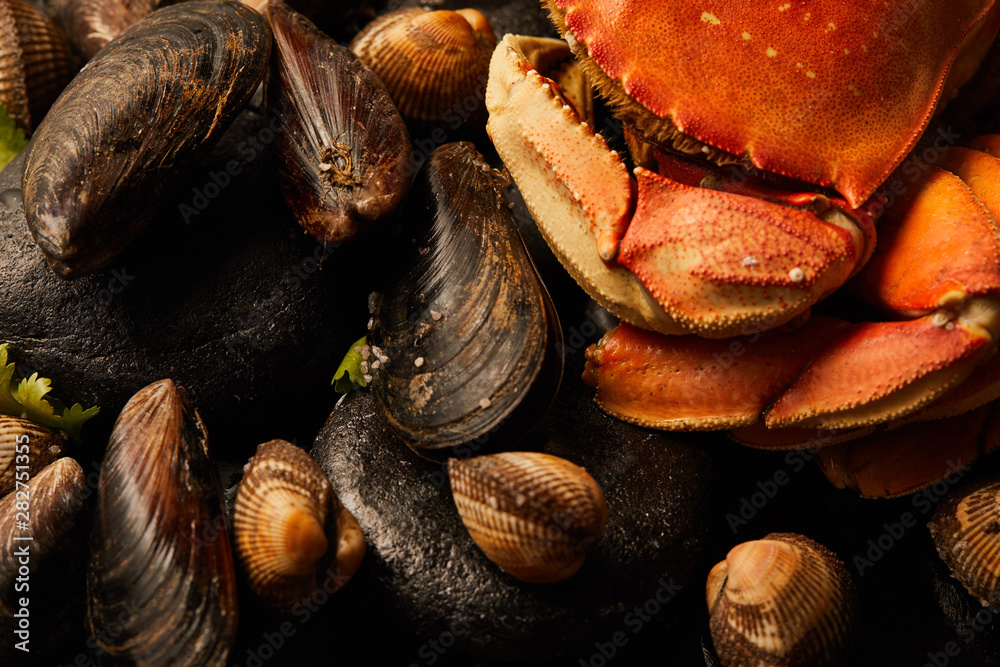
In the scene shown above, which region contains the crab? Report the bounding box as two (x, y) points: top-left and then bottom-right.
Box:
(485, 1), (1000, 497)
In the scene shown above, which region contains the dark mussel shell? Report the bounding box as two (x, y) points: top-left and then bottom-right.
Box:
(0, 458), (88, 661)
(87, 379), (237, 665)
(23, 0), (270, 277)
(266, 0), (411, 243)
(370, 142), (563, 451)
(42, 0), (162, 61)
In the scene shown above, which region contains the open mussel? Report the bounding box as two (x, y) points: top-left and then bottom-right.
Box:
(266, 0), (411, 244)
(233, 439), (364, 615)
(0, 0), (76, 134)
(87, 379), (237, 665)
(349, 7), (496, 128)
(0, 457), (87, 661)
(706, 532), (858, 667)
(23, 0), (270, 277)
(369, 141), (563, 451)
(0, 415), (65, 497)
(449, 451), (607, 583)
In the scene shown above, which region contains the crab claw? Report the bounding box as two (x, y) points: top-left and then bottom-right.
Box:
(487, 34), (873, 338)
(620, 167), (871, 337)
(583, 147), (1000, 445)
(583, 318), (850, 430)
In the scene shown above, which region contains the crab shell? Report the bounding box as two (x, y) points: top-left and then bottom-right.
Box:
(486, 2), (1000, 496)
(547, 0), (1000, 207)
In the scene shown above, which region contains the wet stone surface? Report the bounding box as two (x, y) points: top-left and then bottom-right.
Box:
(311, 357), (716, 664)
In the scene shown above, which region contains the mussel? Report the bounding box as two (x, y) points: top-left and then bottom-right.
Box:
(0, 457), (87, 661)
(349, 7), (496, 128)
(42, 0), (162, 61)
(23, 0), (271, 277)
(369, 141), (563, 451)
(233, 439), (364, 614)
(0, 0), (76, 134)
(449, 451), (608, 583)
(0, 415), (65, 497)
(706, 532), (858, 667)
(266, 0), (411, 243)
(87, 379), (237, 665)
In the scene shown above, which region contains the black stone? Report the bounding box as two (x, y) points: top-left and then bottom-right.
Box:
(311, 365), (715, 662)
(0, 105), (370, 456)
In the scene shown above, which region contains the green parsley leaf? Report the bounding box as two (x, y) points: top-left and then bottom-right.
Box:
(332, 336), (370, 393)
(0, 343), (100, 440)
(0, 104), (27, 171)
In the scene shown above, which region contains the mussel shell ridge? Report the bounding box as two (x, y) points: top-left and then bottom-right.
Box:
(87, 379), (237, 665)
(23, 0), (271, 277)
(371, 141), (563, 450)
(266, 0), (412, 243)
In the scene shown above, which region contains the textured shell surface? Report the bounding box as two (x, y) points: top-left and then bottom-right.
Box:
(22, 0), (271, 277)
(266, 0), (411, 243)
(0, 0), (76, 134)
(371, 141), (563, 450)
(0, 457), (85, 611)
(86, 379), (237, 666)
(929, 474), (1000, 607)
(448, 451), (608, 583)
(0, 415), (65, 498)
(349, 7), (497, 125)
(233, 438), (336, 613)
(43, 0), (161, 60)
(707, 532), (857, 667)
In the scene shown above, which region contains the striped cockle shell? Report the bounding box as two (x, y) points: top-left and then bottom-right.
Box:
(349, 7), (497, 126)
(706, 532), (857, 667)
(233, 439), (364, 614)
(928, 474), (1000, 607)
(448, 452), (608, 584)
(0, 0), (76, 134)
(0, 415), (65, 498)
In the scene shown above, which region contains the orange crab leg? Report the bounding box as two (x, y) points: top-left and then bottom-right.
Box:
(852, 162), (1000, 315)
(764, 316), (993, 429)
(583, 318), (849, 430)
(816, 404), (997, 499)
